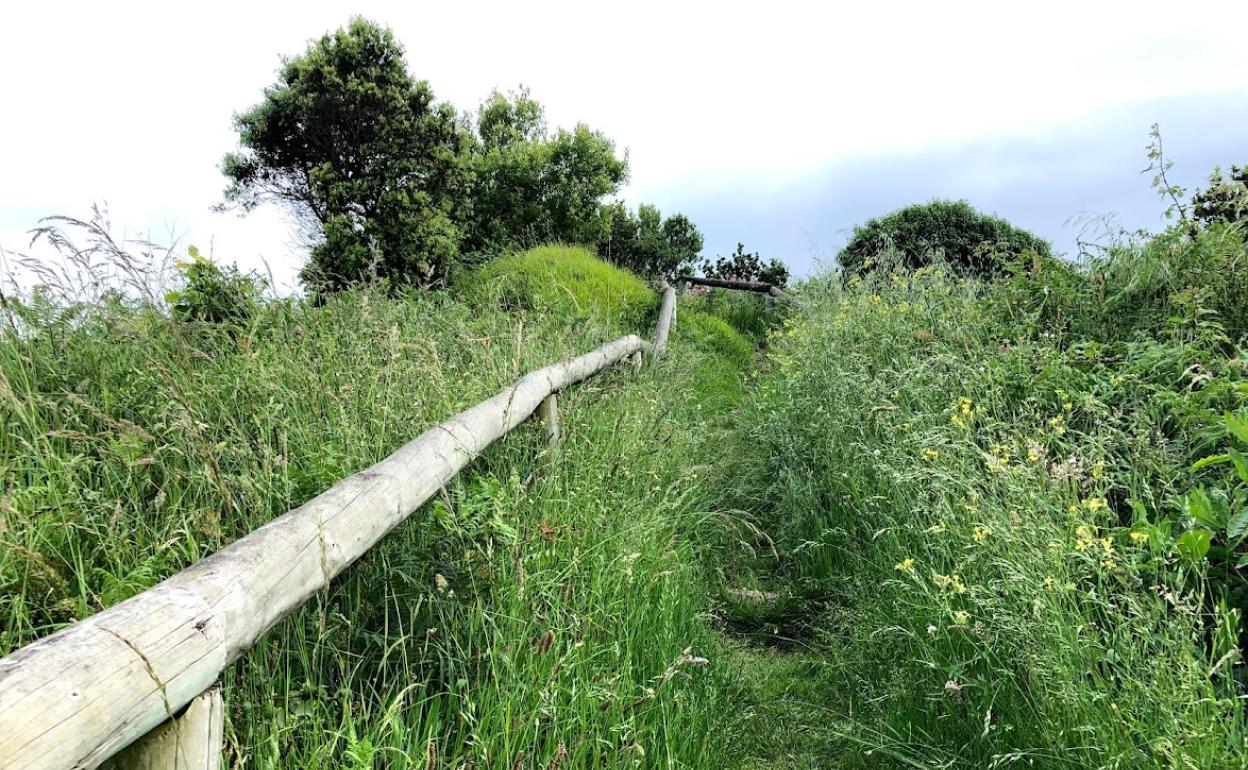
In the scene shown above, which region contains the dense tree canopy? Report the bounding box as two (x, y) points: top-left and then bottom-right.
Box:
(221, 18), (472, 290)
(838, 200), (1050, 277)
(463, 88), (629, 255)
(222, 19), (705, 290)
(595, 203), (704, 279)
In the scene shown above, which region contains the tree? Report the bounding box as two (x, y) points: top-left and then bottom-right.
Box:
(702, 243), (789, 287)
(219, 18), (472, 291)
(838, 200), (1050, 278)
(1192, 165), (1248, 226)
(594, 203), (704, 279)
(464, 88), (628, 253)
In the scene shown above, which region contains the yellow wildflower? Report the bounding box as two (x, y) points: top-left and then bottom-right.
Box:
(1083, 496), (1108, 514)
(895, 557), (915, 572)
(952, 610), (970, 625)
(933, 573), (967, 594)
(1043, 575), (1056, 590)
(922, 448), (940, 460)
(985, 443), (1011, 473)
(1047, 415), (1067, 436)
(1129, 531), (1148, 544)
(972, 526), (992, 544)
(1074, 524), (1097, 552)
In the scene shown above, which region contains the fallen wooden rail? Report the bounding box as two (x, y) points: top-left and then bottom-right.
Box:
(0, 333), (652, 770)
(678, 274), (785, 298)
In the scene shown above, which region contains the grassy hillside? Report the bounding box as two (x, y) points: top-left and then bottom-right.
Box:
(0, 245), (760, 768)
(716, 227), (1248, 767)
(7, 231), (1247, 768)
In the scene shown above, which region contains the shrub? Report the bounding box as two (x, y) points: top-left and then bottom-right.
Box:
(720, 254), (1247, 766)
(838, 199), (1050, 278)
(166, 246), (263, 325)
(700, 243), (789, 287)
(1193, 164), (1248, 226)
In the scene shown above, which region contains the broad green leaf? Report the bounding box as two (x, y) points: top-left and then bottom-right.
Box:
(1192, 453), (1231, 472)
(1175, 529), (1212, 563)
(1229, 510), (1248, 542)
(1229, 448), (1248, 484)
(1186, 488), (1220, 529)
(1228, 411), (1248, 445)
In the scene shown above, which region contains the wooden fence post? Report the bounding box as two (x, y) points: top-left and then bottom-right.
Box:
(652, 283), (676, 356)
(104, 685), (223, 770)
(538, 392), (559, 445)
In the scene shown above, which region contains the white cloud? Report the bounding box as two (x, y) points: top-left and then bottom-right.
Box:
(2, 0), (1245, 286)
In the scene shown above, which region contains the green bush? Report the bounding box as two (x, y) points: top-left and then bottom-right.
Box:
(166, 246), (263, 325)
(681, 287), (776, 342)
(838, 199), (1051, 278)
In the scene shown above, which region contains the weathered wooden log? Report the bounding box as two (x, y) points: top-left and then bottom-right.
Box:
(652, 283), (676, 356)
(102, 685), (222, 770)
(679, 275), (775, 294)
(0, 334), (648, 770)
(679, 275), (791, 305)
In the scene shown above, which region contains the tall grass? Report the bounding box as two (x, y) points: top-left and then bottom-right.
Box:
(0, 243), (757, 768)
(716, 231), (1248, 767)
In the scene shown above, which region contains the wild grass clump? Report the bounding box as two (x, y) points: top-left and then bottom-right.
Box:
(681, 286), (777, 341)
(457, 244), (657, 333)
(0, 240), (756, 767)
(718, 223), (1248, 767)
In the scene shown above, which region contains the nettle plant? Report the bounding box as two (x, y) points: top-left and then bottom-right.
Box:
(1185, 411), (1248, 601)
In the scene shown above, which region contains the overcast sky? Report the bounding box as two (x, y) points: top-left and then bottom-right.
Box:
(2, 1), (1246, 289)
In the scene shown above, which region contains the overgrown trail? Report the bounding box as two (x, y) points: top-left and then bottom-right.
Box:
(5, 242), (1246, 769)
(697, 261), (1248, 770)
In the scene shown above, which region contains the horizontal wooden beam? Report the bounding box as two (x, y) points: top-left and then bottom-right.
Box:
(0, 334), (649, 770)
(678, 275), (782, 295)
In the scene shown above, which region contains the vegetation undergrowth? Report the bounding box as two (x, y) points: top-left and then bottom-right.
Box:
(0, 245), (761, 767)
(715, 224), (1248, 768)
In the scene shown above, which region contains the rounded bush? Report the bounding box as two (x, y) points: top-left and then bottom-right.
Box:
(838, 200), (1050, 278)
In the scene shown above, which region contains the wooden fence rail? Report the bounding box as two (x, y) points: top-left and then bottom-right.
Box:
(0, 324), (666, 769)
(677, 275), (786, 298)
